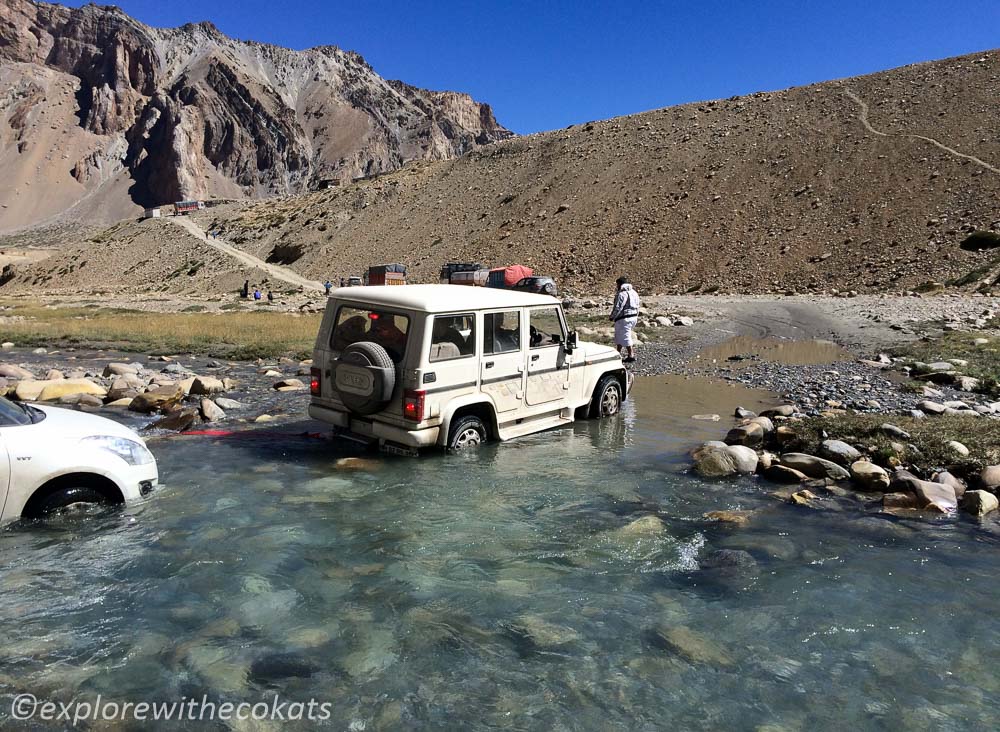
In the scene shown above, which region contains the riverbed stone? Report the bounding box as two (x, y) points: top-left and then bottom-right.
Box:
(761, 404), (798, 419)
(0, 365), (33, 379)
(934, 471), (966, 499)
(44, 369), (64, 381)
(725, 422), (764, 447)
(818, 439), (862, 466)
(511, 614), (580, 648)
(978, 466), (1000, 492)
(650, 625), (734, 667)
(274, 378), (305, 391)
(763, 464), (808, 484)
(150, 408), (198, 432)
(883, 492), (921, 509)
(850, 461), (891, 491)
(129, 384), (184, 413)
(778, 453), (851, 481)
(734, 407), (757, 419)
(726, 445), (759, 475)
(961, 490), (999, 517)
(908, 479), (958, 512)
(200, 399), (226, 422)
(880, 423), (911, 440)
(703, 510), (753, 525)
(191, 376), (225, 395)
(917, 400), (946, 415)
(215, 397), (243, 409)
(693, 444), (737, 477)
(34, 379), (107, 402)
(946, 441), (970, 457)
(103, 363), (138, 377)
(699, 549), (757, 571)
(790, 489), (819, 506)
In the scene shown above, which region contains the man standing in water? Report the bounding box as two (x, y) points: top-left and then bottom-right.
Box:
(609, 276), (640, 363)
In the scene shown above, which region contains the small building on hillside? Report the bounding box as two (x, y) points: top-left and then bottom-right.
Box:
(142, 207), (161, 219)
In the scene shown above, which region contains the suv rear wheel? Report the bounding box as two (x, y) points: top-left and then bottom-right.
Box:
(448, 415), (488, 451)
(590, 375), (622, 418)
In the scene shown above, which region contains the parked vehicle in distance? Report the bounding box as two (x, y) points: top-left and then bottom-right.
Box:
(449, 269), (489, 287)
(173, 200), (202, 215)
(365, 263), (407, 286)
(510, 276), (558, 296)
(486, 265), (533, 289)
(0, 398), (158, 524)
(309, 284), (632, 454)
(346, 276), (363, 287)
(440, 262), (484, 284)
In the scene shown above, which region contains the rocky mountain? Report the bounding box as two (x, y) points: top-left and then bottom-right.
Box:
(5, 41), (999, 296)
(0, 0), (512, 231)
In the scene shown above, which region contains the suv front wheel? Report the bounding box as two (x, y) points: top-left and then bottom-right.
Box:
(447, 415), (488, 451)
(590, 375), (623, 418)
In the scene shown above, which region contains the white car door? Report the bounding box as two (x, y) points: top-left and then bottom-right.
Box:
(480, 309), (525, 413)
(525, 306), (571, 407)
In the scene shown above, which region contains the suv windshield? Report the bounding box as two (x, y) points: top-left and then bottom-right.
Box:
(331, 306), (410, 363)
(0, 397), (43, 426)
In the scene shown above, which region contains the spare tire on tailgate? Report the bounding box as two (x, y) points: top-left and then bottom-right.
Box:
(333, 341), (396, 415)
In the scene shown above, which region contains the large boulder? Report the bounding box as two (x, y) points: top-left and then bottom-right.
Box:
(916, 400), (946, 415)
(961, 490), (999, 517)
(725, 445), (759, 475)
(891, 469), (957, 512)
(149, 408), (199, 432)
(693, 444), (737, 478)
(818, 439), (862, 466)
(37, 379), (107, 402)
(778, 453), (851, 481)
(761, 404), (798, 419)
(103, 363), (139, 377)
(850, 461), (890, 491)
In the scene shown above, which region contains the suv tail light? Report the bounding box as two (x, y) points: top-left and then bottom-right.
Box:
(310, 367), (321, 396)
(403, 389), (426, 422)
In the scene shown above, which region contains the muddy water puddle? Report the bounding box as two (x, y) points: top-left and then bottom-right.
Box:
(695, 335), (850, 366)
(629, 375), (777, 463)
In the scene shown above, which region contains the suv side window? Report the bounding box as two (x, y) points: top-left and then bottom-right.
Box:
(529, 306), (566, 348)
(484, 310), (521, 354)
(430, 314), (475, 362)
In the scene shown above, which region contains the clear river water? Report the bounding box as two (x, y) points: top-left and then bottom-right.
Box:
(1, 377), (999, 730)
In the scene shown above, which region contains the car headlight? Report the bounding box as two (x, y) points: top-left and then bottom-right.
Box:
(80, 436), (155, 466)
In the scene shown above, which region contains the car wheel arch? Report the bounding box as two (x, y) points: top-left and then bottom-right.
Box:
(21, 472), (125, 519)
(439, 398), (499, 445)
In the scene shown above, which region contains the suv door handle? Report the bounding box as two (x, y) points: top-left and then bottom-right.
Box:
(485, 361), (494, 369)
(530, 354), (540, 362)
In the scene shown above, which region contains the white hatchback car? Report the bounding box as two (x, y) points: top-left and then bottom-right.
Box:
(0, 397), (158, 524)
(309, 284), (632, 453)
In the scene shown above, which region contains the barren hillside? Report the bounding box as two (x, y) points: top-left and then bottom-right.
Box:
(0, 0), (511, 231)
(6, 49), (1000, 297)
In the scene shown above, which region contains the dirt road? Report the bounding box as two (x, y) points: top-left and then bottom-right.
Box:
(170, 216), (324, 292)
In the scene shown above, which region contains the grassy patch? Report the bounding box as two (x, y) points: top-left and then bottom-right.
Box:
(0, 302), (319, 360)
(891, 332), (1000, 397)
(798, 414), (1000, 473)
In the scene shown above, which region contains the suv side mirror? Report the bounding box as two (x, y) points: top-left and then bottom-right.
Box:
(565, 330), (578, 353)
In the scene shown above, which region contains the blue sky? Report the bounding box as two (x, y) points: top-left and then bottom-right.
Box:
(64, 0), (999, 134)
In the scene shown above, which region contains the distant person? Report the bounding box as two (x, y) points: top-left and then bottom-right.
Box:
(267, 290), (274, 303)
(241, 280), (249, 299)
(253, 288), (262, 301)
(339, 278), (345, 288)
(324, 280), (333, 296)
(609, 276), (640, 364)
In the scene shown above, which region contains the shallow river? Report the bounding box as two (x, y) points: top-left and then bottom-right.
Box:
(2, 378), (999, 730)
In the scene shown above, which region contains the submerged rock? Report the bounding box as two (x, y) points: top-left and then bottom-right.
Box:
(649, 625), (734, 667)
(763, 464), (808, 484)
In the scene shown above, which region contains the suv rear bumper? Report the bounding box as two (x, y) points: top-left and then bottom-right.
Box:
(309, 404), (440, 448)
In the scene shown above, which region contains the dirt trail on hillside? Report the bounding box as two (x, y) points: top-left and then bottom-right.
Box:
(844, 88), (1000, 175)
(170, 216), (324, 292)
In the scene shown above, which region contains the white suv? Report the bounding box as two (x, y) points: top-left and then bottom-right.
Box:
(308, 284), (632, 452)
(0, 397), (158, 524)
